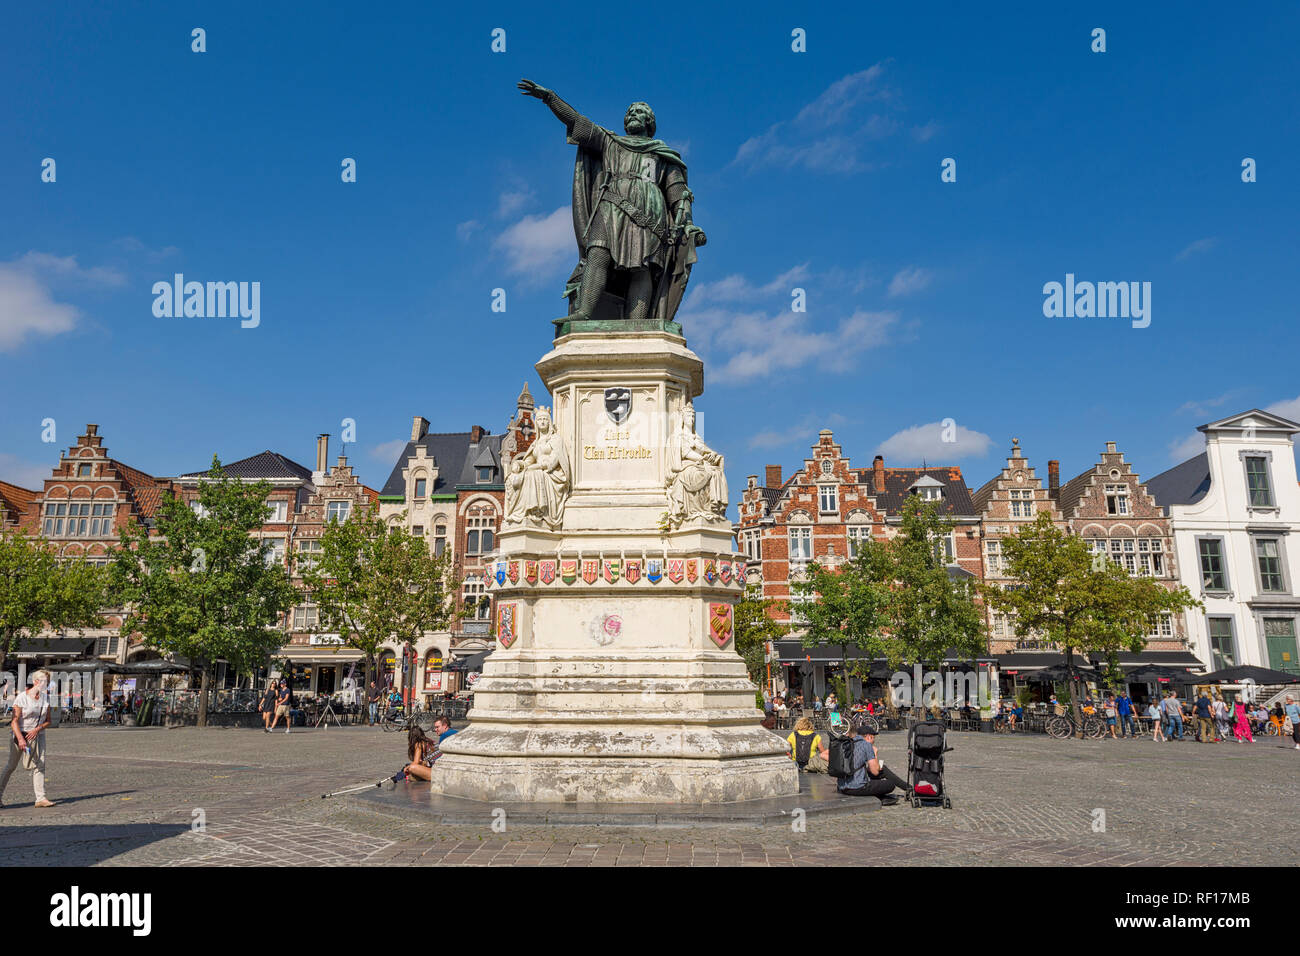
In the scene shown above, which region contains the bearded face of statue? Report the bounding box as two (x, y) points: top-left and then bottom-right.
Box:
(623, 101), (656, 137)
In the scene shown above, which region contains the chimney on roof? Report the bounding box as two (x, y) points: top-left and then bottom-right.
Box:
(873, 455), (886, 493)
(411, 417), (429, 442)
(1048, 460), (1060, 495)
(316, 434), (329, 473)
(471, 425), (485, 443)
(85, 424), (99, 437)
(1105, 440), (1117, 454)
(765, 465), (782, 488)
(336, 454), (348, 470)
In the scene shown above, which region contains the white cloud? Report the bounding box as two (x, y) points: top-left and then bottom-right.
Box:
(876, 422), (993, 463)
(15, 252), (126, 287)
(0, 453), (52, 489)
(497, 189), (534, 218)
(456, 220), (483, 242)
(730, 64), (901, 173)
(1168, 431), (1206, 462)
(699, 308), (897, 385)
(369, 439), (409, 463)
(493, 206), (572, 277)
(0, 251), (129, 352)
(748, 413), (850, 450)
(1266, 394), (1300, 423)
(887, 266), (932, 298)
(1175, 237), (1217, 261)
(912, 121), (940, 142)
(111, 237), (180, 262)
(0, 263), (81, 351)
(687, 264), (812, 306)
(1176, 393), (1233, 416)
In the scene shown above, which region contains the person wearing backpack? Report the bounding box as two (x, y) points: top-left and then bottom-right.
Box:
(786, 717), (828, 773)
(831, 717), (911, 804)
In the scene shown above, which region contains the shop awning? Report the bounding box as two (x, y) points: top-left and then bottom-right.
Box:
(446, 650), (490, 672)
(774, 641), (995, 669)
(12, 638), (95, 659)
(996, 650), (1204, 675)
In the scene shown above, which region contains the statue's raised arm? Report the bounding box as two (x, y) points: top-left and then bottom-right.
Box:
(517, 79), (582, 134)
(518, 78), (705, 331)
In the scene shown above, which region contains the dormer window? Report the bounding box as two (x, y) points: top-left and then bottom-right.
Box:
(909, 475), (945, 503)
(477, 467), (493, 483)
(77, 464), (91, 477)
(920, 487), (942, 502)
(818, 485), (838, 513)
(414, 478), (427, 499)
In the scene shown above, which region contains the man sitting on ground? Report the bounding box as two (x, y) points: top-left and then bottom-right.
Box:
(837, 718), (912, 805)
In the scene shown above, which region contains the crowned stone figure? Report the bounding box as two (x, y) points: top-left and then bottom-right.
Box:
(504, 406), (571, 530)
(665, 402), (728, 527)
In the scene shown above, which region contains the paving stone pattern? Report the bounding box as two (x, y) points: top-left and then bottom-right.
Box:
(0, 726), (1294, 866)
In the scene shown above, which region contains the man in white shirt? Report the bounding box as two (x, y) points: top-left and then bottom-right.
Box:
(0, 669), (55, 808)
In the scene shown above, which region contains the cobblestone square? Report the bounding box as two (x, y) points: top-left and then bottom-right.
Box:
(0, 725), (1293, 866)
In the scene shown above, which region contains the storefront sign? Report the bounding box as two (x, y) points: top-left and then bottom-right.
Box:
(309, 633), (344, 646)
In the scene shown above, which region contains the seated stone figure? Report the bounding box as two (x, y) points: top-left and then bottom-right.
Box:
(665, 402), (727, 527)
(505, 407), (571, 530)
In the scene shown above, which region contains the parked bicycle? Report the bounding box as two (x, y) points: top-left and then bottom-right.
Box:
(1044, 710), (1105, 739)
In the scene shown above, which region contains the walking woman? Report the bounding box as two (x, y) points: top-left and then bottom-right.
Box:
(1147, 699), (1165, 742)
(1231, 698), (1254, 743)
(1212, 696), (1231, 741)
(1285, 695), (1300, 751)
(0, 669), (55, 808)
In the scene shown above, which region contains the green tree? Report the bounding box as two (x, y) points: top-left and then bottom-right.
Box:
(795, 495), (984, 677)
(983, 512), (1200, 736)
(0, 530), (111, 675)
(732, 585), (787, 692)
(300, 506), (457, 696)
(111, 457), (298, 726)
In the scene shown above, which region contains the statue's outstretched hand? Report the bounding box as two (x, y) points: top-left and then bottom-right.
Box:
(517, 78), (550, 100)
(686, 225), (707, 247)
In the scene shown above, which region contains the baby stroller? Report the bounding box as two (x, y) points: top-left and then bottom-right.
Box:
(907, 719), (952, 809)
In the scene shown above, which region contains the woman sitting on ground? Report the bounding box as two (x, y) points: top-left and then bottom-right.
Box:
(402, 726), (438, 782)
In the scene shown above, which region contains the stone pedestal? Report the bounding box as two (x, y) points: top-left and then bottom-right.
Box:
(432, 330), (798, 803)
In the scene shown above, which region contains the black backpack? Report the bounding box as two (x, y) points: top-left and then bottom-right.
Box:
(792, 731), (815, 767)
(826, 735), (860, 779)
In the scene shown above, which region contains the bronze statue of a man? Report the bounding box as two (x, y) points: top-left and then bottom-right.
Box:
(518, 79), (706, 325)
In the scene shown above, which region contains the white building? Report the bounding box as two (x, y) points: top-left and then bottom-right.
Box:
(1145, 409), (1300, 676)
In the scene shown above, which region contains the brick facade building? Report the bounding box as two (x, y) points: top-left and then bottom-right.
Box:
(973, 439), (1067, 653)
(1053, 441), (1187, 650)
(734, 429), (983, 698)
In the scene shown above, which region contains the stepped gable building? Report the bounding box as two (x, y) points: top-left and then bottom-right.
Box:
(376, 384), (536, 696)
(973, 439), (1066, 653)
(1145, 409), (1300, 676)
(734, 429), (983, 635)
(20, 425), (177, 665)
(0, 481), (38, 531)
(1052, 440), (1189, 654)
(177, 435), (378, 695)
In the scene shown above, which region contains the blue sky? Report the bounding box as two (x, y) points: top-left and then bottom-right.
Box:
(2, 1), (1298, 506)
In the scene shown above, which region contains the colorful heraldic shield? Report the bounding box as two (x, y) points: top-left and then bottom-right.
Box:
(625, 559), (641, 583)
(561, 560), (577, 584)
(646, 558), (663, 583)
(540, 560), (556, 584)
(667, 559), (684, 583)
(603, 558), (621, 584)
(507, 561), (520, 584)
(703, 559), (716, 584)
(718, 561), (731, 584)
(708, 603), (734, 648)
(525, 560), (538, 585)
(497, 602), (517, 649)
(686, 559), (698, 583)
(582, 559), (599, 584)
(494, 561), (506, 586)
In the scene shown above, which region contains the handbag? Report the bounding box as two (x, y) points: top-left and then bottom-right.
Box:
(21, 734), (42, 771)
(1284, 716), (1295, 736)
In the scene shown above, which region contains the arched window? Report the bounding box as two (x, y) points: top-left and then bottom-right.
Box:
(434, 522), (447, 556)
